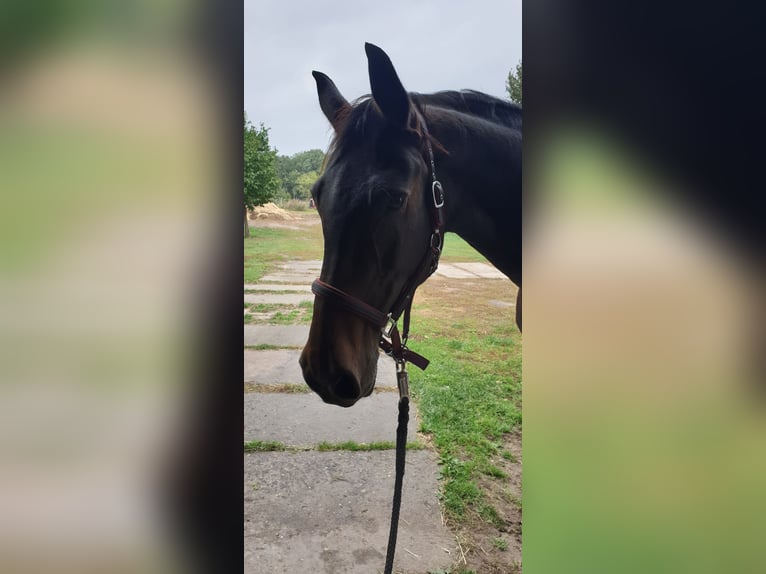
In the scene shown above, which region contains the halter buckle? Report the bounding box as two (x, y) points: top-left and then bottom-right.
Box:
(432, 180), (445, 209)
(383, 314), (397, 339)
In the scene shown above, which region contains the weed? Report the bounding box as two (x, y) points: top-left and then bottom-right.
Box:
(244, 440), (287, 452)
(315, 441), (425, 452)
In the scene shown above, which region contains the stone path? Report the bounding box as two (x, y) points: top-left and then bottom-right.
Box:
(244, 260), (506, 573)
(243, 293), (313, 305)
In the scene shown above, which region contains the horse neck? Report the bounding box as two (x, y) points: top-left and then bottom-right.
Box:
(427, 109), (522, 285)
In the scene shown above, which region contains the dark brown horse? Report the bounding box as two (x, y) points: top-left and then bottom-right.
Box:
(299, 43), (521, 407)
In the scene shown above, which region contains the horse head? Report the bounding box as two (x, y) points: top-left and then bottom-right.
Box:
(299, 44), (437, 407)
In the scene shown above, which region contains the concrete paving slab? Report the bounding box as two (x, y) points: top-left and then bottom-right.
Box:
(244, 348), (397, 386)
(259, 273), (316, 284)
(244, 293), (313, 305)
(244, 349), (304, 384)
(434, 263), (480, 279)
(244, 325), (309, 347)
(244, 450), (455, 574)
(452, 261), (509, 279)
(244, 284), (312, 292)
(244, 392), (419, 444)
(278, 260), (322, 272)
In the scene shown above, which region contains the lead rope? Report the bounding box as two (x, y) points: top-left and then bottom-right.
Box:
(383, 359), (409, 574)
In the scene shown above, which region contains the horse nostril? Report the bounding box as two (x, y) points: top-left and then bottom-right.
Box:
(333, 371), (361, 400)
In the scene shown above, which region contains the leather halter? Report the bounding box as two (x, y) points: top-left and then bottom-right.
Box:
(311, 112), (444, 373)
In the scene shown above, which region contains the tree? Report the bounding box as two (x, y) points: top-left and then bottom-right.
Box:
(294, 170), (319, 200)
(275, 156), (298, 198)
(291, 149), (324, 174)
(244, 115), (278, 237)
(274, 149), (325, 199)
(506, 61), (522, 105)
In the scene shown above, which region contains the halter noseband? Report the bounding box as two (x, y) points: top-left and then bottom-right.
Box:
(311, 112), (444, 373)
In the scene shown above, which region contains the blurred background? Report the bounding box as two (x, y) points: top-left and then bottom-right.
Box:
(0, 1), (763, 573)
(0, 1), (240, 572)
(524, 2), (765, 573)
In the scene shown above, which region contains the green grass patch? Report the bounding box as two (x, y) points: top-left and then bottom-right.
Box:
(244, 440), (287, 452)
(478, 502), (506, 528)
(501, 449), (517, 462)
(244, 225), (323, 283)
(244, 302), (313, 325)
(244, 343), (280, 350)
(315, 440), (425, 452)
(242, 440), (424, 453)
(244, 344), (301, 351)
(270, 309), (309, 324)
(501, 490), (522, 509)
(407, 316), (521, 522)
(247, 303), (275, 313)
(480, 463), (508, 479)
(439, 232), (488, 263)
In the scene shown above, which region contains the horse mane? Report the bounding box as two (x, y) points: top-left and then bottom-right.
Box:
(411, 90), (522, 130)
(325, 90), (520, 168)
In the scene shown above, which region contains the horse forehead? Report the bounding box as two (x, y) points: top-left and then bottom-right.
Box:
(325, 162), (408, 198)
(328, 144), (422, 186)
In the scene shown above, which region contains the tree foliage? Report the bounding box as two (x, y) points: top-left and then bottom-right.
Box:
(294, 170), (320, 200)
(244, 115), (278, 209)
(506, 61), (522, 105)
(275, 149), (324, 199)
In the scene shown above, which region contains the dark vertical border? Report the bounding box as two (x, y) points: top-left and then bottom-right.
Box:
(163, 1), (245, 573)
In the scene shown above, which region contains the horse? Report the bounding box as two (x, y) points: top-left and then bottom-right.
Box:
(299, 43), (521, 407)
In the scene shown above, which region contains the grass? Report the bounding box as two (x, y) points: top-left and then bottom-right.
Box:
(439, 232), (489, 263)
(244, 440), (287, 452)
(244, 383), (311, 393)
(244, 288), (310, 294)
(316, 440), (425, 452)
(244, 301), (313, 324)
(244, 343), (297, 351)
(244, 440), (425, 452)
(405, 287), (522, 523)
(244, 223), (323, 283)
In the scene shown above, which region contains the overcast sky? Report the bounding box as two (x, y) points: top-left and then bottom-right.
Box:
(244, 1), (522, 157)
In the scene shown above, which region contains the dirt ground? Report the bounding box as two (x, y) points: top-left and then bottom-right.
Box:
(451, 431), (522, 574)
(248, 206), (320, 230)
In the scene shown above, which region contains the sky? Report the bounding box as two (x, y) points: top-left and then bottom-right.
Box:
(244, 0), (522, 157)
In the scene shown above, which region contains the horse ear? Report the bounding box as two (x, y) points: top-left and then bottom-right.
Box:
(365, 42), (410, 127)
(312, 70), (350, 131)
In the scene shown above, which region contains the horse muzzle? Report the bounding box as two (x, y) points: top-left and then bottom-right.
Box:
(300, 360), (361, 408)
(299, 343), (378, 407)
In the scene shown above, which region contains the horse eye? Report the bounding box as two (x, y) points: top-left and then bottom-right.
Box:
(387, 191), (407, 210)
